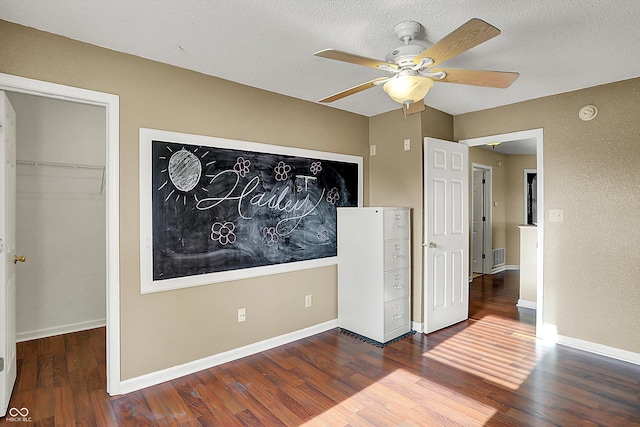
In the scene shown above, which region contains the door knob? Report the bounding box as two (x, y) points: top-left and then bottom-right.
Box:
(428, 242), (437, 249)
(14, 255), (25, 264)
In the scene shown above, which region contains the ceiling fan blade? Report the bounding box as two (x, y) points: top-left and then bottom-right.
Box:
(414, 18), (501, 67)
(319, 77), (389, 103)
(315, 49), (397, 71)
(433, 68), (519, 88)
(403, 99), (426, 115)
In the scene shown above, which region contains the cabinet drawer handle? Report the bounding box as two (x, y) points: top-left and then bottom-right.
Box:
(393, 255), (402, 258)
(392, 285), (403, 289)
(392, 314), (403, 320)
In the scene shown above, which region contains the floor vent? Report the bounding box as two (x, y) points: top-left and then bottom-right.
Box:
(492, 248), (506, 267)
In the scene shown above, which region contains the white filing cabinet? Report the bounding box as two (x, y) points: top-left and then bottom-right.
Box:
(337, 207), (411, 344)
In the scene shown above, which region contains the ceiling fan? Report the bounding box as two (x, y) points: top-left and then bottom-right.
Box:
(314, 19), (519, 115)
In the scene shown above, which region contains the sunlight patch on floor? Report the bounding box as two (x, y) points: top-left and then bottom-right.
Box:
(423, 320), (548, 391)
(303, 369), (499, 427)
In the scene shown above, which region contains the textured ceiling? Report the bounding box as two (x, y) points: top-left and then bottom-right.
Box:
(2, 0), (640, 117)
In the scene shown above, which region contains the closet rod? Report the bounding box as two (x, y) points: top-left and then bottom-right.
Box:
(16, 159), (105, 170)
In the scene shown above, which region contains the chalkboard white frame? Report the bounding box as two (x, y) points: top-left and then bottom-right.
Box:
(139, 128), (363, 294)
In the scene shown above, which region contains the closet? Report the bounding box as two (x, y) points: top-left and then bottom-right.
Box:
(8, 92), (106, 341)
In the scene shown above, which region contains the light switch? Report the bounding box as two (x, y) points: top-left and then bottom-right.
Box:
(370, 145), (376, 156)
(403, 139), (411, 151)
(549, 209), (564, 222)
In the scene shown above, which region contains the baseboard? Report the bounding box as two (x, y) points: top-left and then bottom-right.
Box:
(412, 321), (423, 333)
(516, 299), (537, 310)
(491, 264), (519, 274)
(556, 334), (640, 366)
(17, 318), (106, 342)
(119, 319), (339, 395)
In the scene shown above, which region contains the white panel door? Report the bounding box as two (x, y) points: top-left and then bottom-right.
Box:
(0, 91), (17, 417)
(424, 137), (469, 334)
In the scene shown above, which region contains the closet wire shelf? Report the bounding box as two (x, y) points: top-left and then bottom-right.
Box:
(16, 159), (106, 196)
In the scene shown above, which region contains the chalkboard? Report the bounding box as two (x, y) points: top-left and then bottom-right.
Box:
(139, 128), (362, 293)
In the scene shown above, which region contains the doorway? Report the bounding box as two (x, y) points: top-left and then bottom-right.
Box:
(460, 129), (544, 337)
(471, 164), (492, 276)
(0, 73), (120, 395)
(8, 92), (106, 343)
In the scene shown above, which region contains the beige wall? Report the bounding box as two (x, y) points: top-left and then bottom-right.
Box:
(369, 106), (453, 322)
(0, 20), (370, 380)
(456, 78), (640, 353)
(505, 154), (536, 265)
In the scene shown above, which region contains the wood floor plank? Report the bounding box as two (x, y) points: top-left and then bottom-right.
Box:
(53, 386), (75, 427)
(142, 381), (196, 426)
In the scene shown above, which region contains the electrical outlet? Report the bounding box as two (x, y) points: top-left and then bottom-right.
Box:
(549, 209), (564, 223)
(237, 308), (246, 322)
(403, 139), (411, 151)
(305, 294), (312, 308)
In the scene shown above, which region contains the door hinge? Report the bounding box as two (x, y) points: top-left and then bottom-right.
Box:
(0, 357), (4, 372)
(482, 254), (486, 259)
(482, 178), (485, 184)
(482, 216), (486, 222)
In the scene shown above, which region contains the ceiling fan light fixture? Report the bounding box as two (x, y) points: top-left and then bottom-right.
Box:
(383, 75), (434, 105)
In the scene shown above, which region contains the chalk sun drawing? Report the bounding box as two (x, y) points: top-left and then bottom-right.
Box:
(157, 145), (214, 206)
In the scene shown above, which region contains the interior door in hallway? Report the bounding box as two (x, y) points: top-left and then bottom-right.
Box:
(471, 169), (485, 274)
(424, 137), (469, 334)
(0, 91), (17, 417)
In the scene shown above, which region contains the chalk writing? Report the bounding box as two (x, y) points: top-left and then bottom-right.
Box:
(150, 139), (358, 280)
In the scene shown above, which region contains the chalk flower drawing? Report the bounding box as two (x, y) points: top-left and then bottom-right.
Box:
(274, 161), (292, 181)
(310, 161), (322, 175)
(233, 156), (251, 177)
(262, 226), (278, 247)
(317, 225), (330, 241)
(326, 187), (340, 204)
(211, 221), (237, 245)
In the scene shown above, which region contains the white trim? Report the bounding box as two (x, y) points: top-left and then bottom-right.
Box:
(459, 128), (544, 337)
(16, 319), (106, 342)
(557, 334), (640, 366)
(120, 319), (338, 394)
(516, 299), (537, 310)
(0, 73), (121, 395)
(139, 128), (363, 294)
(412, 321), (423, 333)
(491, 264), (519, 274)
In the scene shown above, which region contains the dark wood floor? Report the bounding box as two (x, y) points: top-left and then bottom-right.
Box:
(3, 271), (640, 426)
(469, 270), (536, 334)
